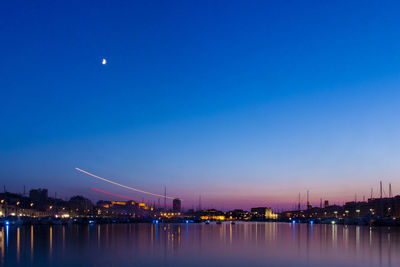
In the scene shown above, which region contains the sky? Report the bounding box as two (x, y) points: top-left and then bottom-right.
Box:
(1, 0), (400, 210)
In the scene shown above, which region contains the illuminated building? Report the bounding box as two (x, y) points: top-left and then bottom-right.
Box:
(194, 209), (226, 221)
(97, 200), (111, 208)
(226, 209), (251, 220)
(251, 207), (278, 220)
(111, 201), (126, 206)
(0, 200), (4, 217)
(160, 212), (181, 218)
(200, 215), (225, 221)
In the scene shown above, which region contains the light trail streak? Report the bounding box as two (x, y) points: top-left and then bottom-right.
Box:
(76, 168), (176, 199)
(90, 188), (176, 208)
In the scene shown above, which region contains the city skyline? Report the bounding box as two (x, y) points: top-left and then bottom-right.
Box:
(2, 1), (400, 210)
(2, 172), (397, 211)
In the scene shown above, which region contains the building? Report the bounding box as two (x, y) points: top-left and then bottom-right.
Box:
(227, 209), (251, 220)
(251, 207), (278, 219)
(68, 196), (93, 215)
(0, 200), (4, 217)
(29, 188), (48, 203)
(173, 198), (181, 212)
(199, 209), (225, 221)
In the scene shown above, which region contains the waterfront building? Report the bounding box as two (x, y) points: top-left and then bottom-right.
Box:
(68, 196), (93, 216)
(227, 209), (251, 220)
(251, 207), (278, 219)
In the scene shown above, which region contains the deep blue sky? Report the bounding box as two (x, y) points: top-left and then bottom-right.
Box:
(1, 1), (400, 210)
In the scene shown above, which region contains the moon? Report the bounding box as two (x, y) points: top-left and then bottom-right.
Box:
(102, 58), (107, 65)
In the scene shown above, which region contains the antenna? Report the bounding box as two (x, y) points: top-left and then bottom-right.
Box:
(199, 195), (202, 211)
(320, 198), (322, 208)
(389, 183), (392, 198)
(164, 186), (167, 210)
(298, 193), (301, 211)
(380, 181), (383, 199)
(371, 188), (373, 199)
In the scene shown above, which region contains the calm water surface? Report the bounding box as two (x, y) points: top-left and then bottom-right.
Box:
(1, 222), (399, 266)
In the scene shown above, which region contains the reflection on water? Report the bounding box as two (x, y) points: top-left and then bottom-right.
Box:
(1, 228), (4, 265)
(1, 222), (400, 266)
(30, 225), (33, 262)
(16, 227), (19, 264)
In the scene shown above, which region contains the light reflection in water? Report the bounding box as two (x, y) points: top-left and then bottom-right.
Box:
(2, 223), (400, 266)
(255, 222), (258, 245)
(16, 227), (20, 264)
(62, 226), (65, 252)
(356, 226), (360, 252)
(292, 222), (295, 242)
(49, 226), (53, 261)
(97, 225), (100, 249)
(1, 228), (4, 265)
(30, 225), (33, 262)
(332, 224), (337, 248)
(229, 223), (232, 245)
(273, 222), (277, 241)
(5, 226), (8, 248)
(177, 225), (181, 248)
(156, 223), (158, 241)
(151, 223), (154, 249)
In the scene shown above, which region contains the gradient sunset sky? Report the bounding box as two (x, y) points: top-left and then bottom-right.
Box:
(1, 1), (400, 210)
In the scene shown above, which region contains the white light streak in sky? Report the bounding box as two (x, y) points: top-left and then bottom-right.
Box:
(75, 168), (176, 199)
